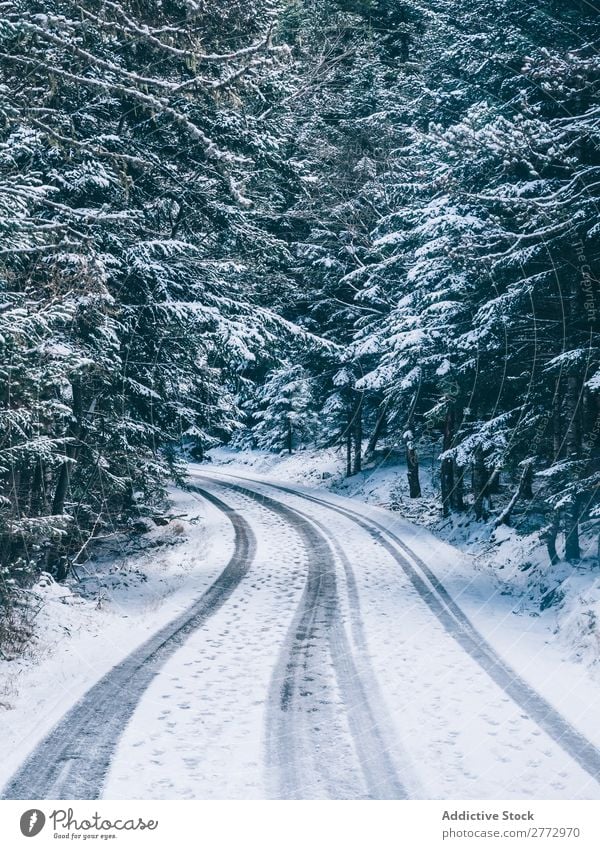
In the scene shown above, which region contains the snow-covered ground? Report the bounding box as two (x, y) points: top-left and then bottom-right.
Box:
(105, 468), (600, 798)
(1, 450), (600, 800)
(0, 488), (235, 790)
(103, 484), (310, 800)
(209, 446), (600, 680)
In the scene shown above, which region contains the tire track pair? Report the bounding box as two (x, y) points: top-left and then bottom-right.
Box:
(203, 478), (409, 800)
(215, 472), (600, 788)
(1, 488), (254, 800)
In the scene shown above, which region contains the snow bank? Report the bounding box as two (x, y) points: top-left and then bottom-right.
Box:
(0, 488), (234, 788)
(207, 446), (600, 678)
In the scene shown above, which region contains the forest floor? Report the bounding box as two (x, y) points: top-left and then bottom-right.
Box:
(1, 453), (600, 799)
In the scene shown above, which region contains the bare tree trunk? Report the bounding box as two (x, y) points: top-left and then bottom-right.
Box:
(51, 452), (77, 517)
(522, 460), (534, 499)
(564, 497), (581, 562)
(564, 372), (582, 561)
(352, 392), (363, 475)
(452, 461), (466, 511)
(286, 416), (293, 455)
(404, 430), (422, 498)
(553, 379), (563, 460)
(49, 379), (87, 581)
(29, 459), (45, 517)
(486, 468), (501, 495)
(546, 512), (560, 566)
(365, 402), (387, 458)
(52, 379), (86, 517)
(473, 446), (488, 520)
(346, 421), (352, 478)
(441, 404), (454, 517)
(483, 468), (501, 511)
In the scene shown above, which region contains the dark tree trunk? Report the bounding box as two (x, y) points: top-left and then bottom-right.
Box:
(441, 404), (454, 517)
(486, 468), (501, 495)
(483, 468), (500, 511)
(546, 512), (560, 566)
(441, 460), (453, 516)
(564, 371), (582, 560)
(451, 461), (466, 511)
(406, 445), (421, 498)
(522, 460), (534, 500)
(365, 402), (387, 458)
(49, 379), (87, 581)
(552, 380), (563, 460)
(495, 460), (534, 528)
(51, 461), (73, 518)
(564, 496), (581, 562)
(346, 420), (353, 478)
(29, 459), (45, 517)
(52, 378), (85, 517)
(286, 416), (293, 455)
(192, 438), (204, 462)
(473, 447), (488, 520)
(404, 430), (421, 498)
(54, 555), (70, 583)
(352, 392), (363, 475)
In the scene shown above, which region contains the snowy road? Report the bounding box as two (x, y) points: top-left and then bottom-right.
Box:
(3, 472), (600, 799)
(1, 487), (255, 800)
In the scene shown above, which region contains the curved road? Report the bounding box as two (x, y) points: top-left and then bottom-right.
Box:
(201, 477), (410, 800)
(3, 472), (600, 799)
(1, 488), (255, 800)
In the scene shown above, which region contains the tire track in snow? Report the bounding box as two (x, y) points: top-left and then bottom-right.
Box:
(1, 488), (255, 800)
(212, 471), (600, 788)
(202, 477), (409, 800)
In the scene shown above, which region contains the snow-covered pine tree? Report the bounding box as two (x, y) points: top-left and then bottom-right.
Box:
(248, 363), (318, 453)
(339, 0), (600, 552)
(0, 0), (305, 592)
(255, 0), (423, 465)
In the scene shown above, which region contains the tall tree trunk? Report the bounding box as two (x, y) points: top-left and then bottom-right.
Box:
(29, 459), (45, 517)
(352, 392), (363, 475)
(441, 404), (454, 516)
(346, 432), (352, 477)
(49, 379), (86, 580)
(564, 497), (581, 562)
(345, 411), (353, 477)
(404, 430), (422, 498)
(522, 460), (534, 499)
(473, 446), (488, 520)
(564, 372), (582, 561)
(552, 379), (563, 460)
(365, 402), (387, 458)
(52, 449), (78, 515)
(286, 416), (293, 455)
(486, 468), (501, 495)
(52, 378), (86, 517)
(546, 512), (560, 566)
(483, 468), (501, 511)
(451, 461), (466, 511)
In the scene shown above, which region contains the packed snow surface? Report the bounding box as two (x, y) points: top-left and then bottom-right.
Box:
(1, 452), (600, 799)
